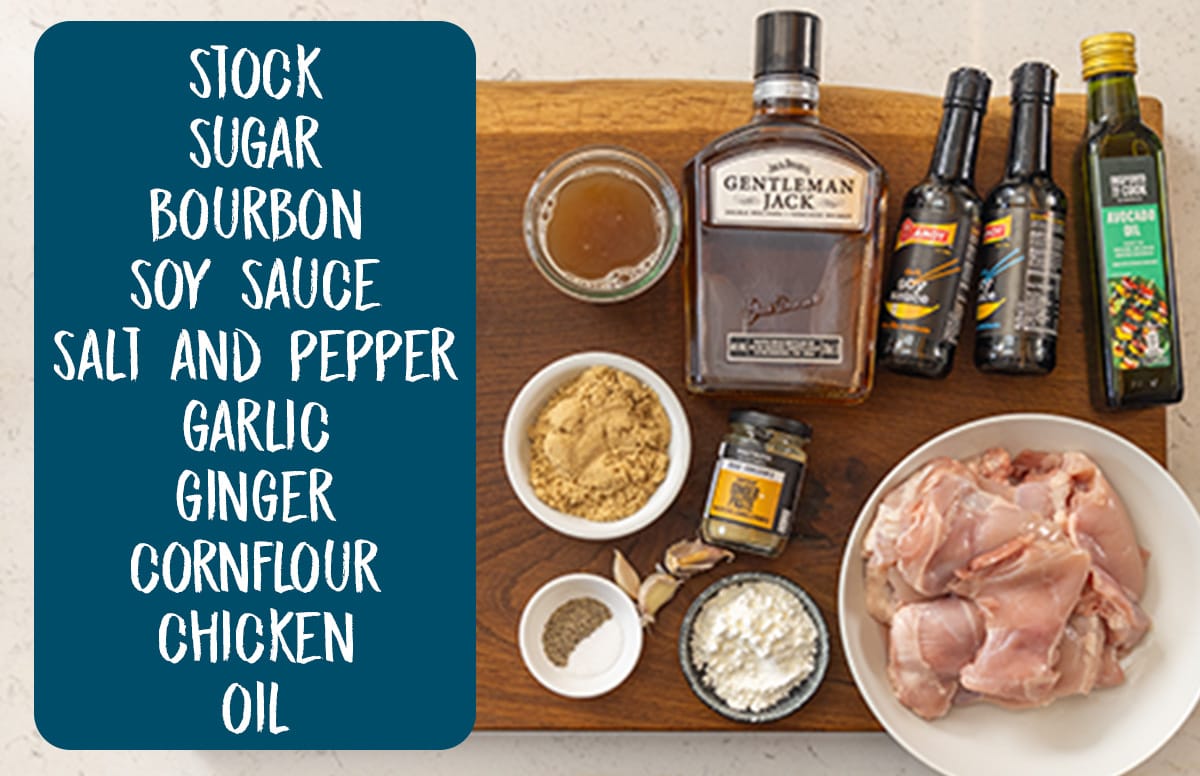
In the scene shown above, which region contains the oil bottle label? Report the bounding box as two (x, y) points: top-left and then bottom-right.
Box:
(880, 208), (979, 342)
(1097, 156), (1172, 371)
(703, 444), (801, 535)
(976, 208), (1064, 337)
(708, 148), (868, 231)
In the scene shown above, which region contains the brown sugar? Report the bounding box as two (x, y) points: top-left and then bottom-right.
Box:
(528, 366), (670, 522)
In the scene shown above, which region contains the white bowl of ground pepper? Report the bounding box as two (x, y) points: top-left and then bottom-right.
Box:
(503, 351), (691, 540)
(518, 572), (644, 698)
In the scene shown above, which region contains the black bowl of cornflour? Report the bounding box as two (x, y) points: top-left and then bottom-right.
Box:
(679, 571), (831, 723)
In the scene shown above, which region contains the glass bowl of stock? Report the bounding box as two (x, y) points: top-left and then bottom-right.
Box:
(523, 145), (682, 303)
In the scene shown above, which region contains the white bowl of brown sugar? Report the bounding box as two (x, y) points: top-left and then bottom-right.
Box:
(502, 351), (691, 540)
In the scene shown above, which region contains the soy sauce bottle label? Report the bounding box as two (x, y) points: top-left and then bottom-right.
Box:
(976, 208), (1065, 337)
(1097, 156), (1173, 371)
(881, 209), (980, 342)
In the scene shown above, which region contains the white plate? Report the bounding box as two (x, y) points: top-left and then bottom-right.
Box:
(838, 413), (1200, 776)
(518, 572), (643, 698)
(503, 351), (691, 540)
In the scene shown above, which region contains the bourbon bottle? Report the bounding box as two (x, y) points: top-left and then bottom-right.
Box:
(684, 10), (887, 403)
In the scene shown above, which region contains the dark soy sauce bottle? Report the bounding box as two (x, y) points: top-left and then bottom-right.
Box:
(975, 62), (1067, 375)
(878, 67), (990, 378)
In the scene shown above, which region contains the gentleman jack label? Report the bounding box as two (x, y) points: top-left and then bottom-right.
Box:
(708, 149), (868, 231)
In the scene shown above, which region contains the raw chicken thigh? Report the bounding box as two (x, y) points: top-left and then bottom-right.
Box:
(887, 597), (984, 719)
(864, 448), (1150, 720)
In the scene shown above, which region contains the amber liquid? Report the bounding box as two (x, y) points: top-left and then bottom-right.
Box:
(684, 92), (887, 403)
(543, 170), (662, 283)
(689, 222), (880, 399)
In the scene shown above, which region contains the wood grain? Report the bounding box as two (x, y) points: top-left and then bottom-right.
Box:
(475, 80), (1166, 731)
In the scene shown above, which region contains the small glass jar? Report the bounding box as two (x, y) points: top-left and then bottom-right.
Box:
(700, 410), (812, 557)
(523, 145), (682, 303)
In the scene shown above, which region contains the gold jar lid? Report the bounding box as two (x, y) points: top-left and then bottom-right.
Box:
(1081, 32), (1138, 79)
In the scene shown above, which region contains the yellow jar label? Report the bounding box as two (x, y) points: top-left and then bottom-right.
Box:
(706, 459), (785, 531)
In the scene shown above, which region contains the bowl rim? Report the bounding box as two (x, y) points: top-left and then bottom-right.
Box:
(837, 411), (1200, 776)
(678, 570), (831, 724)
(502, 350), (692, 540)
(517, 572), (644, 699)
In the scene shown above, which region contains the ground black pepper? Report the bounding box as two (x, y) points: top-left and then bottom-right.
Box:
(541, 596), (612, 667)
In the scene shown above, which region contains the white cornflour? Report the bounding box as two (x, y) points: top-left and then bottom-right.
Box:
(690, 581), (818, 712)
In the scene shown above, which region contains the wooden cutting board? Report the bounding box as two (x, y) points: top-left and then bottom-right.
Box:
(475, 80), (1166, 731)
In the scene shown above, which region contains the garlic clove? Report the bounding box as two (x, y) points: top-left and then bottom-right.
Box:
(612, 548), (641, 600)
(637, 572), (683, 627)
(664, 538), (735, 578)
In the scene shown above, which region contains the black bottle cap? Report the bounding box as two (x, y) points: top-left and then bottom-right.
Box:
(943, 66), (992, 111)
(1010, 61), (1057, 104)
(754, 11), (821, 80)
(729, 409), (813, 440)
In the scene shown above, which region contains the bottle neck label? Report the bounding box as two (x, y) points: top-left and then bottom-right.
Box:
(752, 75), (819, 105)
(1095, 156), (1173, 371)
(707, 147), (867, 231)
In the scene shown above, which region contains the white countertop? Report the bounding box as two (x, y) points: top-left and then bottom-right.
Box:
(3, 0), (1199, 773)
